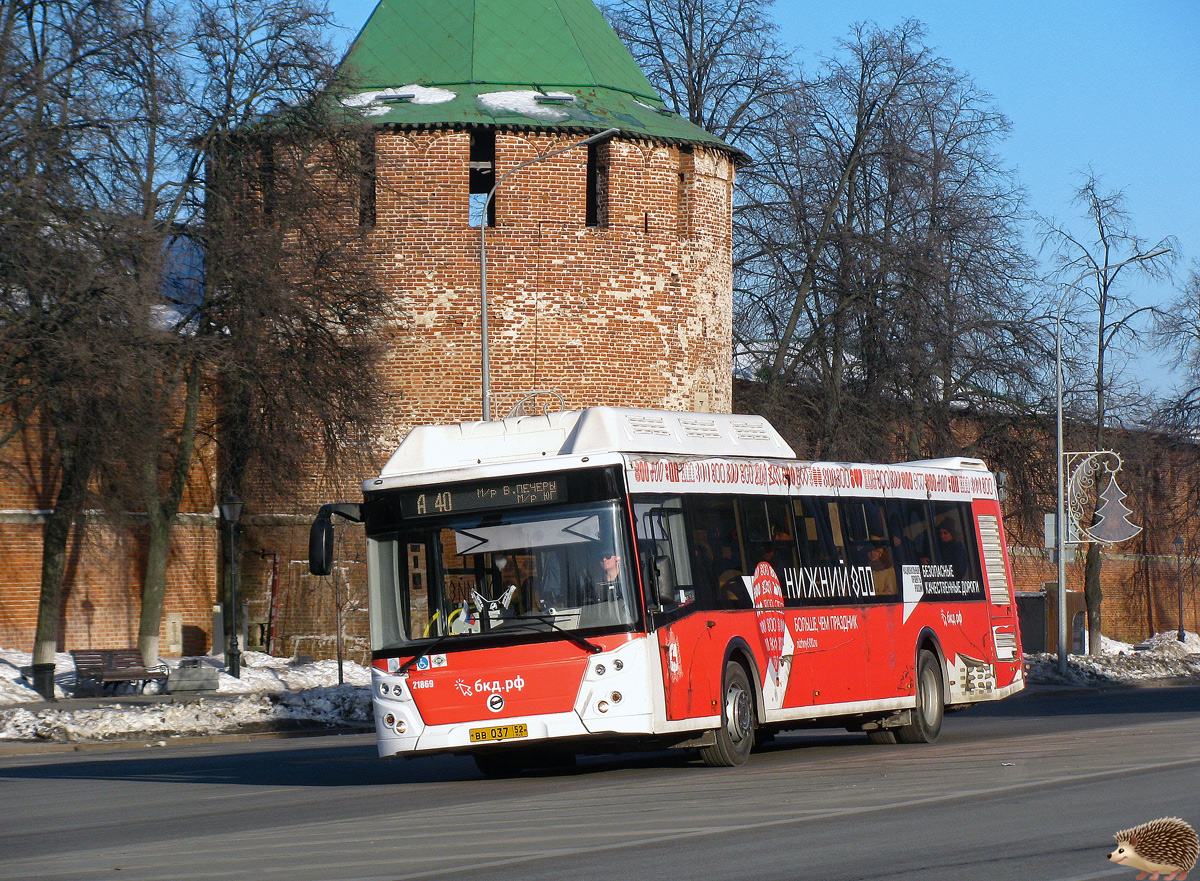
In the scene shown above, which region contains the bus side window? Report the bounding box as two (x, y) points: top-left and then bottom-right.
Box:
(766, 497), (798, 573)
(839, 499), (897, 598)
(688, 495), (749, 610)
(794, 496), (838, 569)
(738, 496), (797, 592)
(633, 496), (695, 609)
(932, 501), (981, 582)
(889, 499), (935, 567)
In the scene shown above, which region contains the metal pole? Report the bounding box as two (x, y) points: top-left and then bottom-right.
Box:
(229, 520), (241, 678)
(1056, 304), (1068, 674)
(478, 127), (619, 421)
(1176, 535), (1185, 641)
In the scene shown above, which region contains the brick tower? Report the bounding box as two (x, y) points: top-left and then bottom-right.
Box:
(341, 0), (739, 448)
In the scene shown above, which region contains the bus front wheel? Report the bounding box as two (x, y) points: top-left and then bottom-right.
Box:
(699, 661), (755, 767)
(897, 650), (944, 743)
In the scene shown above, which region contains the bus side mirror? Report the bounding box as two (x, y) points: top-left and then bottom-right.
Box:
(309, 503), (363, 576)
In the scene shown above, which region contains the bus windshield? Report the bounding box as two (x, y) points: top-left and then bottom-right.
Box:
(367, 500), (637, 651)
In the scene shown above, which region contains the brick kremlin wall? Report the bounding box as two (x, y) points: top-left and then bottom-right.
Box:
(367, 130), (734, 440)
(1009, 547), (1200, 647)
(0, 418), (219, 656)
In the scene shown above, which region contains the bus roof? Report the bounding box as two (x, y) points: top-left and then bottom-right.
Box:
(376, 407), (796, 482)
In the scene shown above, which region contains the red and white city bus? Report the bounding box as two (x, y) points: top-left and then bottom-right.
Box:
(309, 407), (1024, 773)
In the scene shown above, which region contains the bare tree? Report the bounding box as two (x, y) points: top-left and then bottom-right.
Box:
(1040, 172), (1175, 653)
(106, 0), (389, 666)
(736, 21), (1040, 461)
(601, 0), (795, 149)
(1154, 264), (1200, 429)
(1, 0), (388, 683)
(0, 1), (157, 696)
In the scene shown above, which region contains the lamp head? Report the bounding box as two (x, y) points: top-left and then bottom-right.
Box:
(220, 493), (244, 524)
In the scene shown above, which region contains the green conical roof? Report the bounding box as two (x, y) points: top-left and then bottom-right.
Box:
(339, 0), (736, 154)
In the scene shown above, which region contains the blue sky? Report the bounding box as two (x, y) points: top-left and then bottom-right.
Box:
(330, 0), (1199, 391)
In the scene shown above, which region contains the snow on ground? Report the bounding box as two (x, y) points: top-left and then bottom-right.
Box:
(0, 633), (1197, 744)
(0, 650), (372, 743)
(1024, 630), (1200, 686)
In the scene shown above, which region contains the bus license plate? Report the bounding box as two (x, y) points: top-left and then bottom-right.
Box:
(469, 723), (529, 743)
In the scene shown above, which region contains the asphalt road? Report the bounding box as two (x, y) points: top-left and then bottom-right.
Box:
(1, 682), (1198, 881)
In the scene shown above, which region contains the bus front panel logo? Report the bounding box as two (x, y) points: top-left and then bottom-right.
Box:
(487, 694), (504, 713)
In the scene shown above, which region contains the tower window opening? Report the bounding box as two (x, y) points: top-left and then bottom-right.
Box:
(586, 140), (609, 228)
(676, 146), (694, 239)
(359, 133), (376, 230)
(469, 128), (495, 227)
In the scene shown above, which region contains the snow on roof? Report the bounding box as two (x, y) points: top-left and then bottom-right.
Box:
(476, 90), (576, 123)
(343, 85), (457, 116)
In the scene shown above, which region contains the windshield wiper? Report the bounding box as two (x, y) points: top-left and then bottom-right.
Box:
(397, 633), (455, 674)
(515, 614), (603, 654)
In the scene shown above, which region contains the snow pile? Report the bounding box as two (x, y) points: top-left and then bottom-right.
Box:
(1025, 630), (1200, 686)
(342, 85), (456, 116)
(477, 90), (575, 122)
(0, 649), (372, 743)
(0, 648), (69, 705)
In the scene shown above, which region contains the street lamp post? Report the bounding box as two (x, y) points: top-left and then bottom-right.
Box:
(478, 126), (619, 421)
(220, 493), (244, 678)
(1053, 247), (1170, 674)
(1055, 296), (1068, 674)
(1174, 534), (1185, 642)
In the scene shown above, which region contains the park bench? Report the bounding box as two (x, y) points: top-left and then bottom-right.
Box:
(71, 649), (169, 696)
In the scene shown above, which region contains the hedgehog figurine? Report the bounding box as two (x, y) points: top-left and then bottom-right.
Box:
(1108, 818), (1199, 880)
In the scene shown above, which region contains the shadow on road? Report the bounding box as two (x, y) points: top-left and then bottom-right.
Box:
(2, 682), (1195, 788)
(960, 680), (1200, 718)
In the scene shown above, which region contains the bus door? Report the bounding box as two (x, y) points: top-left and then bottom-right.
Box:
(791, 496), (868, 708)
(634, 495), (716, 721)
(972, 498), (1022, 683)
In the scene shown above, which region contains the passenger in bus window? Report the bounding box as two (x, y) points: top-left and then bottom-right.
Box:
(720, 569), (752, 608)
(937, 524), (969, 576)
(866, 542), (897, 595)
(755, 541), (780, 578)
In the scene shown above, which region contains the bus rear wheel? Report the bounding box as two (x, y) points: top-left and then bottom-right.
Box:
(699, 661), (755, 767)
(897, 650), (944, 743)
